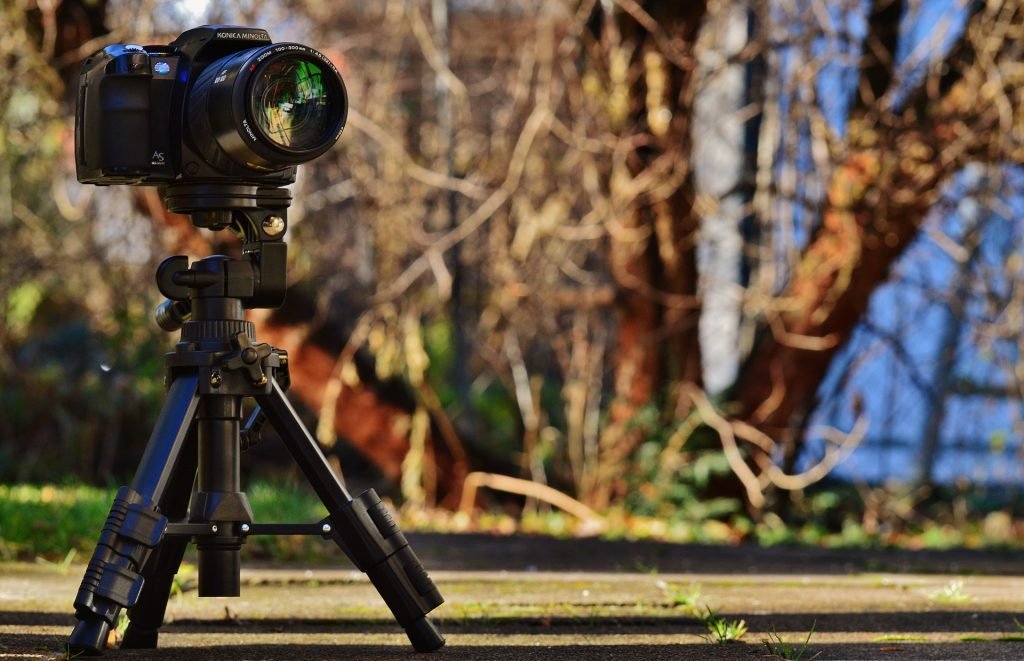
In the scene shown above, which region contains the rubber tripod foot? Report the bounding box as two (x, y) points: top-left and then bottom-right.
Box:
(68, 618), (110, 656)
(407, 616), (445, 652)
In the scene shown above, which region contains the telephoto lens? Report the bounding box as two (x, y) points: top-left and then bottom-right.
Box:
(188, 43), (347, 172)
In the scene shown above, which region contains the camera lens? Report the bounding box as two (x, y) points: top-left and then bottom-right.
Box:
(250, 55), (336, 151)
(188, 44), (347, 172)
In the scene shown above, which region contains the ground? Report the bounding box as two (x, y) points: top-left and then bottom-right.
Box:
(2, 533), (1023, 660)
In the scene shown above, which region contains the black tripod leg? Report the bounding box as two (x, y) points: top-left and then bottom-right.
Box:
(68, 375), (200, 655)
(255, 379), (445, 652)
(121, 427), (198, 649)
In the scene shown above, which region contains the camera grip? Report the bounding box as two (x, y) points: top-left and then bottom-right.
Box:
(99, 74), (151, 176)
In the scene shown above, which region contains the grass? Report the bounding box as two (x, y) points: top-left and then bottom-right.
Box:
(656, 582), (747, 645)
(665, 582), (703, 617)
(927, 579), (971, 604)
(700, 606), (747, 644)
(34, 548), (78, 574)
(669, 580), (780, 649)
(762, 621), (820, 660)
(0, 484), (115, 560)
(957, 618), (1024, 643)
(0, 481), (329, 562)
(114, 611), (130, 643)
(54, 647), (87, 660)
(170, 562), (198, 596)
(7, 481), (1024, 564)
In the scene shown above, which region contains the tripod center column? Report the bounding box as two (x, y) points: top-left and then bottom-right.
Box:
(192, 394), (251, 596)
(197, 396), (243, 500)
(181, 282), (257, 598)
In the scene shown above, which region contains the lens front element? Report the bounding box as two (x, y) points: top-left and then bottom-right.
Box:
(251, 56), (335, 151)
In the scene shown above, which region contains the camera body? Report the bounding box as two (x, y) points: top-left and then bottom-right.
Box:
(76, 25), (347, 187)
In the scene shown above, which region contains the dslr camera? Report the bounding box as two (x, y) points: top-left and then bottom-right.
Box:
(75, 25), (347, 188)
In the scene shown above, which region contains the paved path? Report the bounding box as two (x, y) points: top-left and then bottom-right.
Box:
(2, 533), (1023, 659)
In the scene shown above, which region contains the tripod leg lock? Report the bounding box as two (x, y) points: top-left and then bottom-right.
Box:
(73, 486), (167, 624)
(328, 489), (445, 651)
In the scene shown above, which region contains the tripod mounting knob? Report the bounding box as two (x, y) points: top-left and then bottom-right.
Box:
(157, 255), (192, 300)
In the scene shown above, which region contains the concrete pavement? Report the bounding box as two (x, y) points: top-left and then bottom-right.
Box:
(2, 533), (1023, 660)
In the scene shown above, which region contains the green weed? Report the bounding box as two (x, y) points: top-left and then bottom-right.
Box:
(928, 579), (971, 604)
(995, 618), (1024, 642)
(666, 582), (703, 617)
(660, 581), (745, 644)
(701, 606), (747, 644)
(762, 620), (820, 660)
(34, 548), (77, 574)
(53, 645), (87, 660)
(170, 562), (198, 597)
(114, 611), (129, 643)
(960, 620), (1024, 644)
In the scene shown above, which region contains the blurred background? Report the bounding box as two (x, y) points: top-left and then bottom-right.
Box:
(3, 0), (1024, 560)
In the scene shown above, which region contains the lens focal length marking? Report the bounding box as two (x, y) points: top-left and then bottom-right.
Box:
(241, 119), (258, 142)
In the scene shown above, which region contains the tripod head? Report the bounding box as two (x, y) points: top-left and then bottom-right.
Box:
(153, 183), (291, 331)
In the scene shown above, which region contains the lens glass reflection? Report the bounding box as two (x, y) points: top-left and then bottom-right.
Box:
(251, 55), (337, 151)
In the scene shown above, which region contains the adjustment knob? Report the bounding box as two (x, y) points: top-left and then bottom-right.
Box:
(224, 332), (273, 384)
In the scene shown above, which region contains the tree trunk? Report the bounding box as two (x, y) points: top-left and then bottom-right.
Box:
(592, 0), (706, 507)
(609, 1), (707, 422)
(733, 0), (1009, 456)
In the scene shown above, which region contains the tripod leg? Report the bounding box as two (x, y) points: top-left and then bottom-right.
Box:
(255, 379), (445, 652)
(68, 375), (200, 655)
(121, 427), (198, 649)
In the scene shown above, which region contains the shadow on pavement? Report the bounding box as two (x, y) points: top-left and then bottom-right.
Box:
(7, 610), (1021, 635)
(6, 636), (1024, 661)
(0, 612), (74, 626)
(408, 533), (1024, 576)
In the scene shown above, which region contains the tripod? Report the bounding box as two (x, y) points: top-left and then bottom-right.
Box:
(67, 184), (445, 655)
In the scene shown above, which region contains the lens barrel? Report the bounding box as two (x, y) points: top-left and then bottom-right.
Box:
(188, 43), (347, 172)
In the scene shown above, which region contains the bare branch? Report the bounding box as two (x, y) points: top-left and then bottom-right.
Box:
(346, 109), (489, 200)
